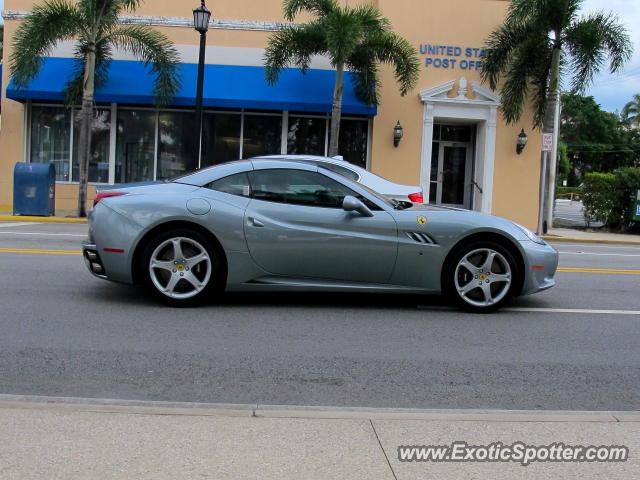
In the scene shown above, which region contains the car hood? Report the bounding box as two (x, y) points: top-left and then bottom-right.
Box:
(391, 205), (530, 243)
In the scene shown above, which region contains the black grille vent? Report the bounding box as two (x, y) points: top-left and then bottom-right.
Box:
(406, 232), (436, 244)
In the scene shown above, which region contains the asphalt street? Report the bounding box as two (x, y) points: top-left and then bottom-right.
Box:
(0, 221), (639, 411)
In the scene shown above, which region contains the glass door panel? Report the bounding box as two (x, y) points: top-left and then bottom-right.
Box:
(441, 146), (467, 205)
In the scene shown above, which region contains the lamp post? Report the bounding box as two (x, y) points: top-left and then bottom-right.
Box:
(193, 1), (211, 169)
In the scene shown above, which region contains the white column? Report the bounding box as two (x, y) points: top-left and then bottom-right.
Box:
(108, 103), (117, 185)
(420, 103), (435, 202)
(480, 106), (497, 214)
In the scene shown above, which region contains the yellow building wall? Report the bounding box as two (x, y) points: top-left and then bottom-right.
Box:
(2, 0), (543, 227)
(370, 0), (541, 229)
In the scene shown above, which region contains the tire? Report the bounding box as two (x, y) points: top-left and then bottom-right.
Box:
(140, 228), (223, 307)
(444, 240), (519, 313)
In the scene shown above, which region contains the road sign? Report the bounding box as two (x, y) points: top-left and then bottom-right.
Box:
(633, 190), (640, 222)
(542, 133), (553, 152)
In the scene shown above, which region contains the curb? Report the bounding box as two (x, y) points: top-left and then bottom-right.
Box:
(0, 215), (87, 224)
(542, 236), (640, 246)
(0, 394), (638, 423)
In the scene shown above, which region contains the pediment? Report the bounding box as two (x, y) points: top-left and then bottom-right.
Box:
(419, 77), (500, 105)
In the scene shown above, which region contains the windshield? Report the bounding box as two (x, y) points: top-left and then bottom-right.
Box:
(353, 181), (397, 208)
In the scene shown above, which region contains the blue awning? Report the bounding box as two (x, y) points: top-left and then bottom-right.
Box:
(5, 57), (376, 115)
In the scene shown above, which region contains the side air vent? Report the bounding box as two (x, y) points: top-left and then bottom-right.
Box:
(406, 232), (437, 244)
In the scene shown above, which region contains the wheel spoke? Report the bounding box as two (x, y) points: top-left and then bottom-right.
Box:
(185, 252), (208, 268)
(183, 271), (204, 291)
(151, 259), (174, 272)
(459, 259), (477, 274)
(481, 282), (494, 305)
(164, 274), (180, 294)
(459, 281), (479, 295)
(490, 273), (511, 283)
(172, 239), (184, 261)
(482, 251), (496, 273)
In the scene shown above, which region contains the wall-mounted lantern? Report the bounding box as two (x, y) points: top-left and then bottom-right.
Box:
(393, 121), (404, 147)
(516, 129), (528, 155)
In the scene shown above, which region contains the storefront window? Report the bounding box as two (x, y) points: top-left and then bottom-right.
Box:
(338, 119), (368, 168)
(115, 110), (156, 183)
(242, 114), (282, 158)
(72, 109), (111, 183)
(30, 106), (71, 181)
(202, 113), (242, 166)
(157, 112), (198, 179)
(287, 116), (327, 156)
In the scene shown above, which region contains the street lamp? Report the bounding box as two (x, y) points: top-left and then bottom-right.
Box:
(193, 1), (211, 168)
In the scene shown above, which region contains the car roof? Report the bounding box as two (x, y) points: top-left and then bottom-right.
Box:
(252, 155), (363, 171)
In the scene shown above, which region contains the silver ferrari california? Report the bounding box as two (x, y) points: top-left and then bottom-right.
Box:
(82, 159), (558, 312)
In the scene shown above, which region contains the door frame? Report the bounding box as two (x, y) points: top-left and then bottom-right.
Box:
(419, 78), (501, 213)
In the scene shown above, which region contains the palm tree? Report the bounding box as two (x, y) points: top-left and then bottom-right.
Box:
(264, 0), (419, 157)
(481, 0), (632, 233)
(10, 0), (181, 217)
(622, 94), (640, 126)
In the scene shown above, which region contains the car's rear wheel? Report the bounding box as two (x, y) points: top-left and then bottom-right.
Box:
(141, 229), (221, 306)
(445, 241), (518, 313)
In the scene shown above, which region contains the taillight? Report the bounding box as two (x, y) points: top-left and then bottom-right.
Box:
(93, 191), (127, 207)
(408, 192), (424, 203)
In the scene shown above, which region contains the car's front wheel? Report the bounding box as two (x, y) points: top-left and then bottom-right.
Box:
(445, 241), (518, 313)
(141, 229), (221, 306)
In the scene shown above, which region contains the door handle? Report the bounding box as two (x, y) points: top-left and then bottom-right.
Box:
(248, 217), (265, 227)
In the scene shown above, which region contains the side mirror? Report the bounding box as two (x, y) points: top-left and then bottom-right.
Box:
(342, 195), (374, 217)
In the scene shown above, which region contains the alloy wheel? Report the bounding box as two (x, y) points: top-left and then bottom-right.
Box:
(454, 247), (512, 308)
(148, 237), (212, 299)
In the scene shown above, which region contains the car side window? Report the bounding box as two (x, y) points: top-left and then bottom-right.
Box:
(206, 172), (251, 197)
(317, 162), (359, 181)
(247, 169), (380, 210)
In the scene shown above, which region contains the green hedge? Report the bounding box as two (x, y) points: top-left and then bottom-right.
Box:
(582, 168), (640, 230)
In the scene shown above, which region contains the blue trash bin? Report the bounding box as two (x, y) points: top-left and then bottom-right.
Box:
(13, 163), (56, 216)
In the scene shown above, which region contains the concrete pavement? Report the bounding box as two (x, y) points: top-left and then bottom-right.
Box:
(0, 396), (638, 479)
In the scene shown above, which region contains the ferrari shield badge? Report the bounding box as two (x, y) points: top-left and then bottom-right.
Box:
(417, 216), (427, 227)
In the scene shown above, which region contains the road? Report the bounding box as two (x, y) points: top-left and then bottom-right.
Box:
(0, 221), (639, 411)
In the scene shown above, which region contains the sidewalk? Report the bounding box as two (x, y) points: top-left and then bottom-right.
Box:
(0, 395), (638, 479)
(543, 228), (640, 245)
(0, 209), (87, 223)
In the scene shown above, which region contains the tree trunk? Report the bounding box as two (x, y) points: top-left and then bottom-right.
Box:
(328, 63), (344, 157)
(536, 45), (561, 235)
(76, 50), (96, 218)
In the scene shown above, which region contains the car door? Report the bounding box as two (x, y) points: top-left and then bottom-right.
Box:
(244, 167), (398, 283)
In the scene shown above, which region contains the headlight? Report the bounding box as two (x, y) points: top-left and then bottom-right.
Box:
(514, 223), (546, 245)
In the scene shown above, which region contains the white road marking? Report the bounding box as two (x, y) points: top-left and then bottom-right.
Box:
(0, 222), (42, 228)
(558, 251), (640, 257)
(0, 231), (86, 237)
(504, 307), (640, 316)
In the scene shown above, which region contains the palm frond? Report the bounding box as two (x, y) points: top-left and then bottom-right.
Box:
(347, 48), (380, 105)
(325, 9), (362, 65)
(105, 24), (181, 106)
(359, 30), (419, 97)
(481, 21), (536, 90)
(264, 22), (326, 84)
(10, 0), (84, 88)
(351, 4), (390, 33)
(282, 0), (338, 21)
(564, 12), (632, 91)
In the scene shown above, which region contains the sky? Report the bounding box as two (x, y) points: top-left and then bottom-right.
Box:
(580, 0), (640, 113)
(0, 0), (637, 113)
